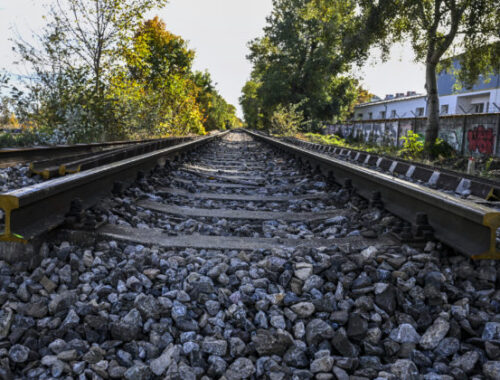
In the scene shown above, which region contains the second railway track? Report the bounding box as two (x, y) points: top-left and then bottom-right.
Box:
(2, 131), (500, 378)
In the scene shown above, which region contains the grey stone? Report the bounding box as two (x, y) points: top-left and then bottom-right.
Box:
(150, 344), (181, 376)
(226, 358), (255, 379)
(9, 344), (30, 363)
(291, 302), (315, 318)
(375, 285), (396, 314)
(201, 337), (227, 356)
(390, 324), (421, 344)
(331, 328), (358, 357)
(483, 361), (500, 380)
(229, 337), (246, 357)
(483, 322), (500, 341)
(124, 364), (152, 380)
(134, 293), (160, 320)
(111, 308), (142, 341)
(450, 351), (479, 374)
(284, 344), (309, 368)
(435, 337), (460, 357)
(0, 308), (13, 339)
(252, 329), (293, 355)
(332, 366), (349, 380)
(306, 318), (334, 345)
(310, 356), (334, 373)
(420, 317), (450, 350)
(294, 263), (313, 281)
(48, 291), (77, 314)
(390, 359), (419, 380)
(346, 313), (368, 340)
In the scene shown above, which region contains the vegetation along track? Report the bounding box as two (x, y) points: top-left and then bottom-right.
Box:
(2, 131), (500, 378)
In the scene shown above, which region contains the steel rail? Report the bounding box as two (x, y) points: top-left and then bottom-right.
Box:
(245, 130), (500, 259)
(0, 137), (173, 168)
(0, 132), (229, 243)
(29, 137), (192, 179)
(282, 136), (500, 201)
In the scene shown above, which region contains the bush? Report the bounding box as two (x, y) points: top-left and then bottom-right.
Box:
(399, 130), (424, 159)
(270, 103), (304, 136)
(304, 132), (347, 146)
(430, 138), (455, 158)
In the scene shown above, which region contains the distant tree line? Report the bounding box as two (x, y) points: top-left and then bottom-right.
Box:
(1, 0), (239, 145)
(241, 0), (499, 155)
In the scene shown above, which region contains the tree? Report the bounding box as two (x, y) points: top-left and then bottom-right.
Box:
(242, 0), (360, 131)
(347, 84), (375, 118)
(110, 17), (205, 137)
(127, 17), (195, 85)
(351, 0), (500, 153)
(11, 0), (168, 142)
(239, 79), (264, 129)
(192, 71), (239, 131)
(49, 0), (168, 97)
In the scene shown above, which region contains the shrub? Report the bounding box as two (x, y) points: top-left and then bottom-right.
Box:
(270, 103), (304, 136)
(430, 138), (456, 158)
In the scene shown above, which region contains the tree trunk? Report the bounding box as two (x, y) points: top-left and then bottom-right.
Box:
(424, 60), (439, 153)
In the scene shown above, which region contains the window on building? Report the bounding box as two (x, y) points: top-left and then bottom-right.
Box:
(416, 107), (424, 116)
(368, 112), (373, 120)
(357, 113), (363, 120)
(390, 110), (397, 118)
(380, 111), (386, 119)
(472, 103), (484, 113)
(441, 104), (449, 114)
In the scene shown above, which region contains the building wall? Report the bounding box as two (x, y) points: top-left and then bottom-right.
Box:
(326, 113), (500, 157)
(355, 96), (427, 120)
(354, 56), (500, 120)
(355, 88), (500, 120)
(437, 59), (500, 96)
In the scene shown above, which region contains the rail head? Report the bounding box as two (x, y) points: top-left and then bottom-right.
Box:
(245, 129), (500, 259)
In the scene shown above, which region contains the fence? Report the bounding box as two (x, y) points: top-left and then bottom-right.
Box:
(325, 113), (500, 157)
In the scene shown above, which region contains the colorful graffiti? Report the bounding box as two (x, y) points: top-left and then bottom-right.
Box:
(467, 125), (495, 155)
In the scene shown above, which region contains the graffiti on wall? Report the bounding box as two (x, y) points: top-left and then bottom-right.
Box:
(385, 122), (398, 146)
(467, 125), (496, 155)
(326, 116), (499, 156)
(398, 121), (413, 147)
(438, 129), (462, 152)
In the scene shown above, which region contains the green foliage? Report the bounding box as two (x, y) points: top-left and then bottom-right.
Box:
(239, 80), (264, 130)
(269, 103), (304, 136)
(303, 133), (347, 147)
(109, 17), (206, 137)
(399, 130), (424, 159)
(193, 71), (239, 131)
(430, 138), (456, 159)
(241, 0), (360, 131)
(0, 132), (39, 148)
(5, 1), (237, 144)
(350, 0), (500, 153)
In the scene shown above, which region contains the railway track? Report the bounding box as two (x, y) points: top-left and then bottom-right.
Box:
(1, 131), (500, 378)
(0, 137), (181, 168)
(248, 130), (500, 260)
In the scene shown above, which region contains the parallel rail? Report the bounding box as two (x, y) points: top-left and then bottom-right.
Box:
(246, 130), (500, 259)
(283, 136), (500, 201)
(0, 132), (228, 243)
(29, 137), (192, 179)
(0, 137), (177, 168)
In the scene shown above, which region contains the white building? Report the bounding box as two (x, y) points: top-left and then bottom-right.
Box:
(354, 60), (500, 120)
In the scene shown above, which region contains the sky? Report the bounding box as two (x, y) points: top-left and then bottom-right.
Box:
(0, 0), (426, 117)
